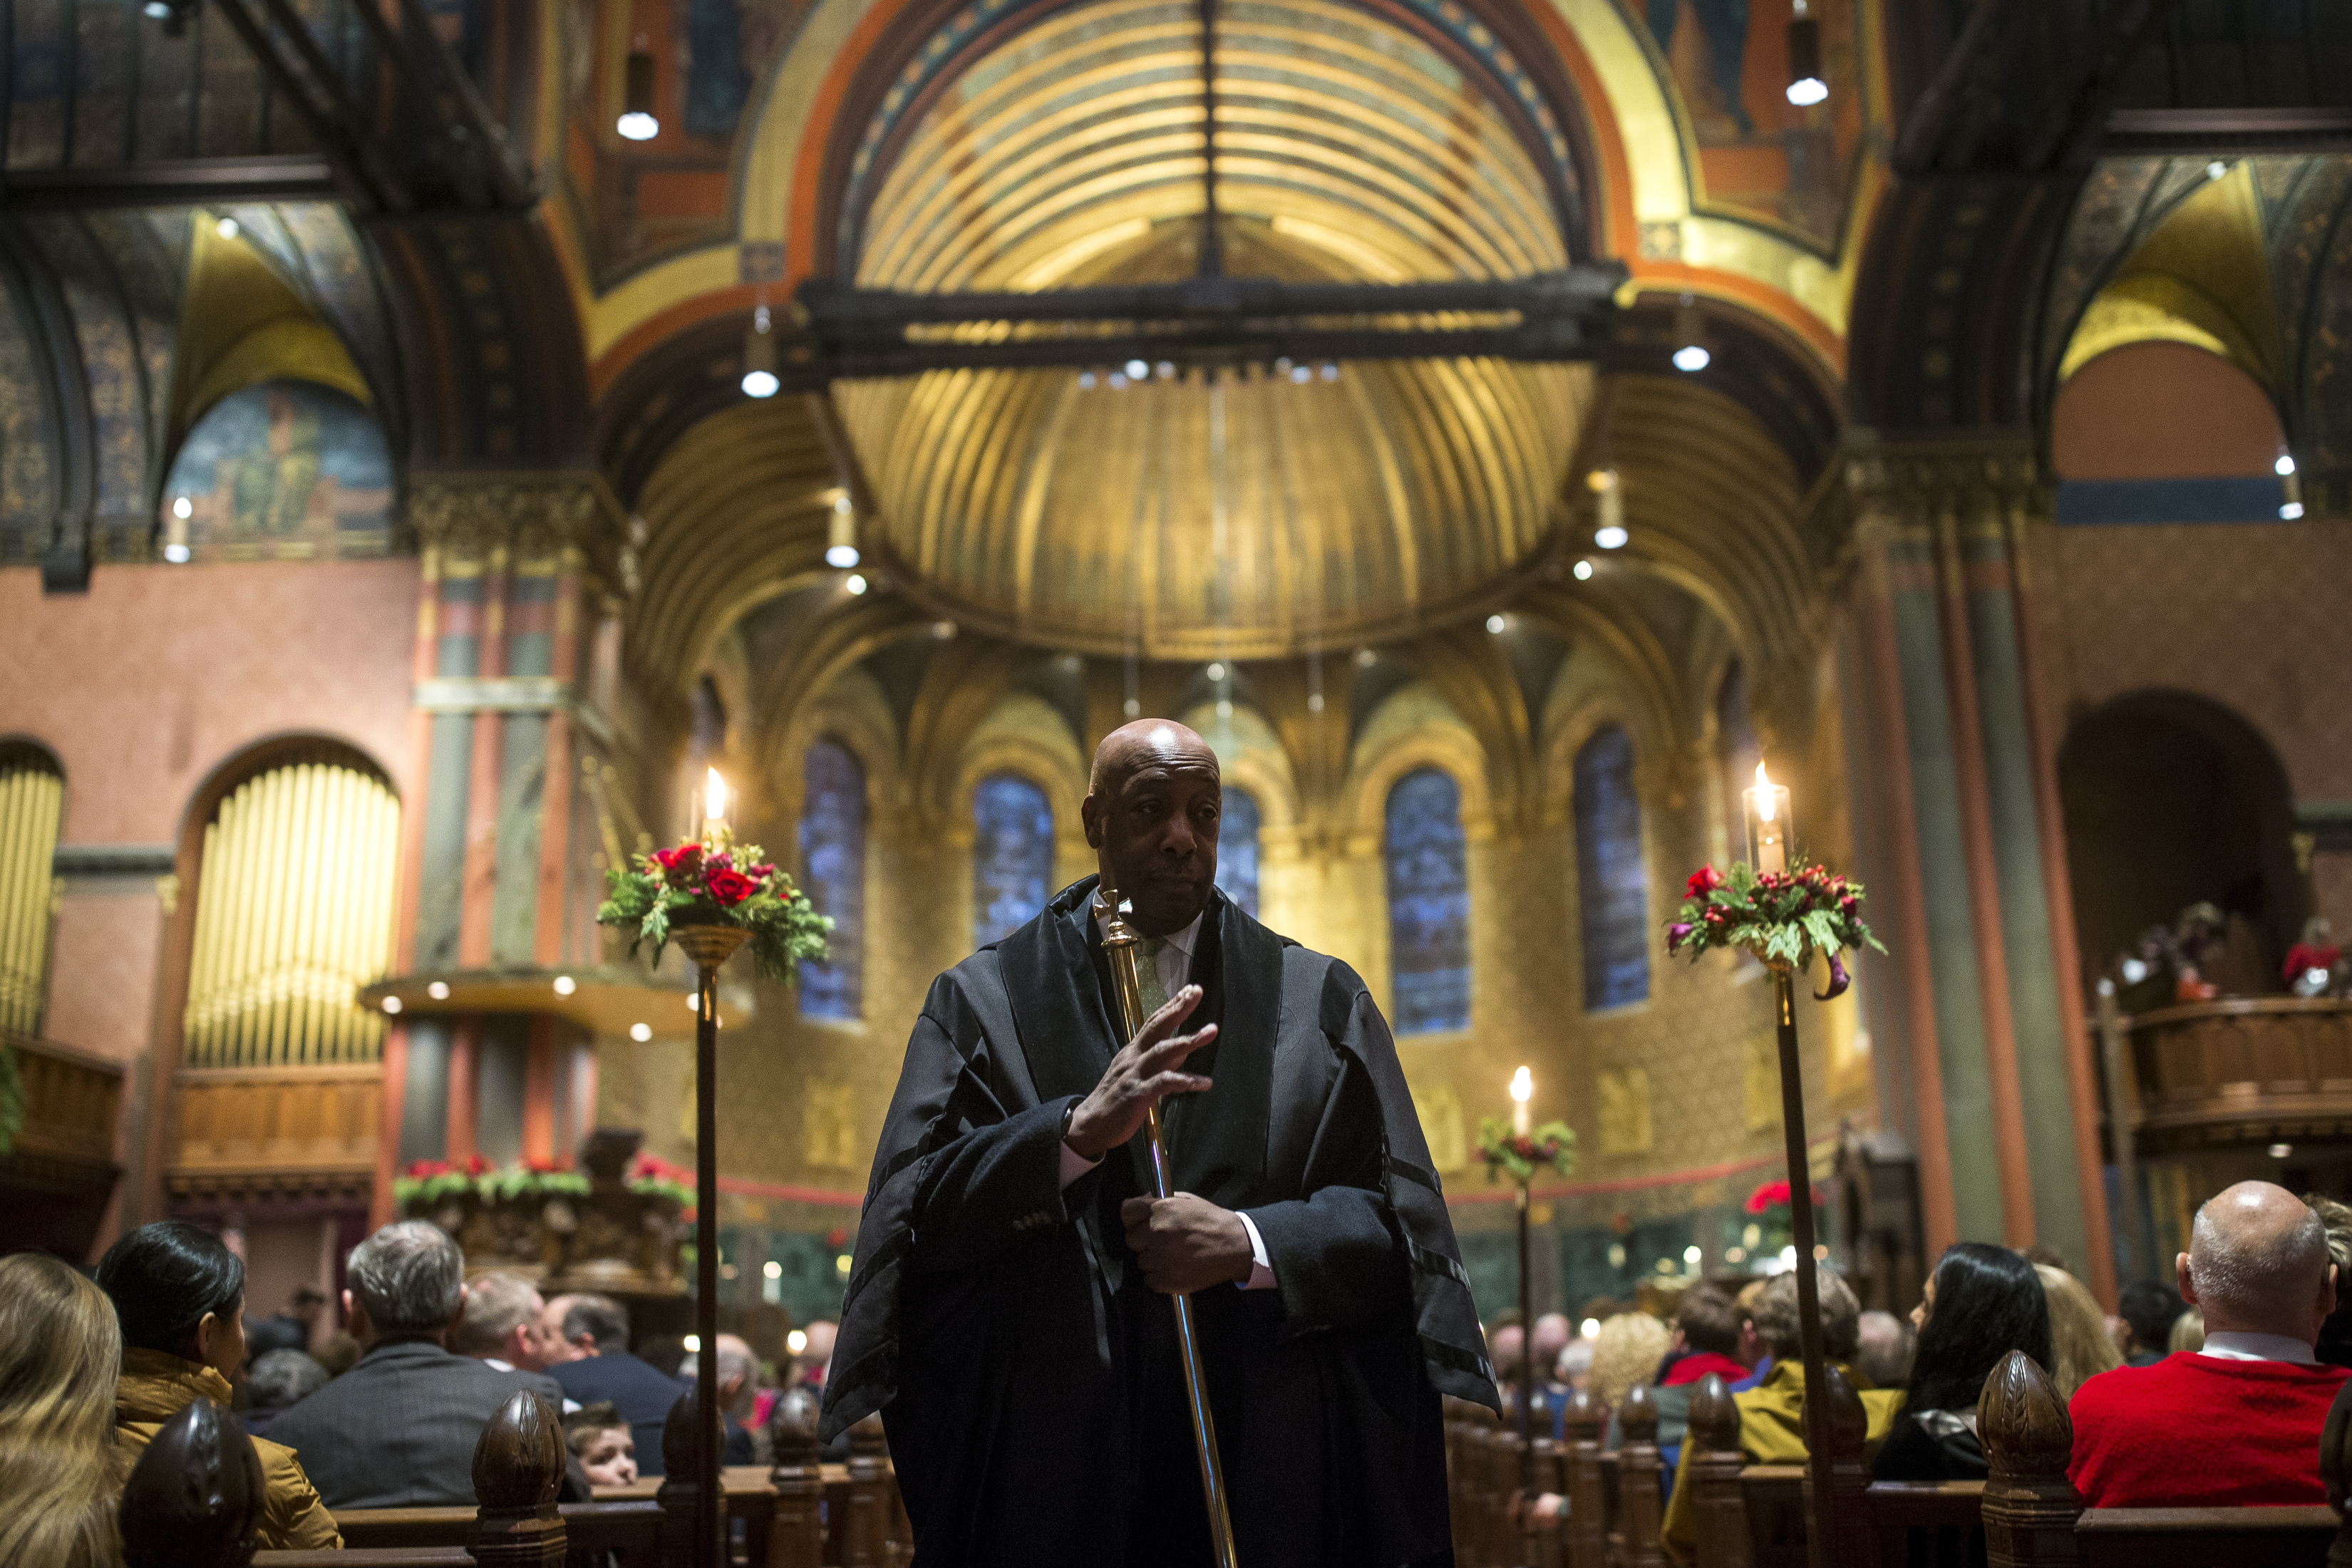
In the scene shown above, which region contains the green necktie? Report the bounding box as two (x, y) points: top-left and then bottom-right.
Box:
(1134, 936), (1170, 1019)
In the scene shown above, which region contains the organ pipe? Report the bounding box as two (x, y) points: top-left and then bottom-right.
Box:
(184, 758), (398, 1068)
(0, 756), (63, 1036)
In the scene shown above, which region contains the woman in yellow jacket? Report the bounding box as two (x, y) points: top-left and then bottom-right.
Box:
(96, 1221), (342, 1551)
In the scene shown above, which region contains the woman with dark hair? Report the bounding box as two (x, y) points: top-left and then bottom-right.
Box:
(96, 1222), (341, 1549)
(1873, 1243), (2055, 1481)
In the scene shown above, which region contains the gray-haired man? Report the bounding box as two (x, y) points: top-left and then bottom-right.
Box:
(265, 1220), (575, 1509)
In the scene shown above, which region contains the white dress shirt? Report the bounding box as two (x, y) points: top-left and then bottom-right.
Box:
(2197, 1330), (2317, 1364)
(1057, 905), (1276, 1291)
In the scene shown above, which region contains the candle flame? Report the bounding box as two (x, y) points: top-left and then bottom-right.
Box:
(704, 768), (728, 823)
(1753, 761), (1778, 822)
(1510, 1066), (1532, 1103)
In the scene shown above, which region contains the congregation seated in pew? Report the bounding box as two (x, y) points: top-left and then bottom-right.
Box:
(97, 1221), (341, 1550)
(263, 1219), (576, 1511)
(1659, 1268), (1902, 1556)
(1874, 1242), (2051, 1482)
(2071, 1180), (2352, 1508)
(542, 1291), (691, 1479)
(240, 1348), (330, 1443)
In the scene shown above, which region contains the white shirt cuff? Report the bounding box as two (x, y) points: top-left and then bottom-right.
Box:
(1234, 1210), (1276, 1290)
(1057, 1137), (1103, 1190)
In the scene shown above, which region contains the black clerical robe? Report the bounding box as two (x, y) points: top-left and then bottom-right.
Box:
(821, 877), (1497, 1567)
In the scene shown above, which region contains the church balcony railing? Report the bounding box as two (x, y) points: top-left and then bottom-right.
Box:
(167, 1062), (381, 1209)
(2121, 996), (2352, 1155)
(0, 1031), (125, 1257)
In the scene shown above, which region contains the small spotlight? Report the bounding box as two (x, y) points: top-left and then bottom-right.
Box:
(845, 573), (868, 594)
(1155, 361), (1175, 381)
(1289, 363), (1311, 383)
(687, 993), (701, 1011)
(553, 975), (576, 996)
(1579, 1317), (1600, 1339)
(1725, 1247), (1746, 1263)
(1354, 646), (1377, 667)
(144, 1), (172, 15)
(427, 981), (450, 1000)
(1306, 691), (1325, 713)
(2207, 160), (2229, 180)
(741, 303), (778, 398)
(1319, 362), (1339, 381)
(1206, 661), (1226, 681)
(1108, 372), (1129, 390)
(1485, 614), (1506, 634)
(629, 1022), (651, 1042)
(684, 1334), (701, 1354)
(741, 369), (779, 398)
(2276, 454), (2297, 476)
(825, 545), (860, 567)
(1573, 559), (1594, 580)
(1125, 359), (1148, 380)
(1216, 698), (1233, 718)
(2119, 957), (2148, 984)
(826, 492), (860, 569)
(172, 495), (193, 520)
(163, 543), (191, 564)
(1672, 296), (1711, 371)
(1595, 525), (1629, 550)
(932, 619), (958, 639)
(1683, 1244), (1702, 1264)
(1673, 343), (1711, 372)
(618, 42), (659, 140)
(2282, 501), (2306, 520)
(1274, 358), (1294, 377)
(2269, 1142), (2295, 1160)
(835, 1253), (852, 1276)
(1123, 696), (1141, 717)
(1079, 371), (1098, 390)
(381, 995), (403, 1014)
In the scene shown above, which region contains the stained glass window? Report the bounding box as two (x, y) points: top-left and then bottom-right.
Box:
(1215, 787), (1262, 917)
(1386, 768), (1470, 1034)
(798, 740), (865, 1021)
(973, 773), (1054, 947)
(1575, 726), (1651, 1010)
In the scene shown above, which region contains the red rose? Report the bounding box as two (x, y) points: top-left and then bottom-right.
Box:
(748, 863), (777, 882)
(1686, 866), (1725, 899)
(706, 867), (756, 906)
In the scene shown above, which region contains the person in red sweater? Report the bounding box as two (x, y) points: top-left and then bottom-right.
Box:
(2070, 1181), (2348, 1507)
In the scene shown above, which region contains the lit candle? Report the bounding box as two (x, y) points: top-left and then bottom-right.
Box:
(1744, 761), (1791, 875)
(1510, 1065), (1532, 1136)
(703, 768), (729, 840)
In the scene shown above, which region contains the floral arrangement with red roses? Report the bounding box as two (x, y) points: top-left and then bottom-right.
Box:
(1664, 860), (1884, 999)
(1475, 1118), (1577, 1186)
(596, 825), (831, 984)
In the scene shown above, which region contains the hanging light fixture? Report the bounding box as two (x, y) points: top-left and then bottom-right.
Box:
(618, 37), (659, 141)
(741, 305), (780, 398)
(827, 491), (860, 568)
(1588, 468), (1626, 548)
(1671, 296), (1712, 373)
(2280, 451), (2306, 520)
(1785, 1), (1827, 106)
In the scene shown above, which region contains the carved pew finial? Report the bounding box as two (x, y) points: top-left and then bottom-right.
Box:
(1616, 1386), (1667, 1568)
(470, 1390), (567, 1567)
(844, 1412), (897, 1568)
(658, 1386), (725, 1565)
(1686, 1374), (1750, 1568)
(119, 1398), (264, 1568)
(1979, 1350), (2080, 1568)
(1563, 1388), (1609, 1568)
(769, 1385), (827, 1568)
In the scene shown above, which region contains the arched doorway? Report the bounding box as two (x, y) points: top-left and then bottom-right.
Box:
(2058, 691), (2302, 996)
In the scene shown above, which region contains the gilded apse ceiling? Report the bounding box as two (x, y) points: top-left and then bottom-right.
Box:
(830, 0), (1595, 660)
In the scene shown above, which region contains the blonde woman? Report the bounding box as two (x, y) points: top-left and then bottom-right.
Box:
(1587, 1311), (1673, 1415)
(2035, 1264), (2123, 1401)
(0, 1252), (130, 1568)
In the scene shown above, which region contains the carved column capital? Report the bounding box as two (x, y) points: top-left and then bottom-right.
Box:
(408, 471), (627, 582)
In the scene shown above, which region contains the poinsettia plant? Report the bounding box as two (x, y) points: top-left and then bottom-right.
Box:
(1745, 1178), (1824, 1214)
(597, 826), (831, 984)
(1477, 1118), (1577, 1185)
(1664, 860), (1884, 999)
(626, 1152), (697, 1218)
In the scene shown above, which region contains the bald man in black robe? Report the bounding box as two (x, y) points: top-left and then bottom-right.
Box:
(821, 719), (1497, 1567)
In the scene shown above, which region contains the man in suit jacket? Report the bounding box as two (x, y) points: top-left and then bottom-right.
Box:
(544, 1292), (690, 1477)
(267, 1221), (573, 1510)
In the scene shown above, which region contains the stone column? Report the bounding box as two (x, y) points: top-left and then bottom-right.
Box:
(369, 473), (635, 1223)
(1842, 437), (2111, 1298)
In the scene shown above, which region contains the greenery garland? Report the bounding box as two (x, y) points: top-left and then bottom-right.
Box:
(596, 829), (831, 983)
(393, 1155), (592, 1208)
(0, 1041), (20, 1157)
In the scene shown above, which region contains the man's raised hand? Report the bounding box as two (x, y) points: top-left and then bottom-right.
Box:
(1063, 984), (1217, 1161)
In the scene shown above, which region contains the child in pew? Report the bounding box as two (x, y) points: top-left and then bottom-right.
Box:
(563, 1401), (640, 1487)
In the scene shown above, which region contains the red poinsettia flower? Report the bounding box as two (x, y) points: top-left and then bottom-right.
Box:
(465, 1152), (495, 1176)
(825, 1226), (848, 1250)
(706, 867), (757, 907)
(1686, 866), (1725, 899)
(1745, 1178), (1825, 1214)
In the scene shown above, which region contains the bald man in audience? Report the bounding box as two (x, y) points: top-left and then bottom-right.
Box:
(2071, 1181), (2351, 1507)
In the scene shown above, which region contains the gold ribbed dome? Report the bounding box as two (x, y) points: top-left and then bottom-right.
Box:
(832, 0), (1594, 660)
